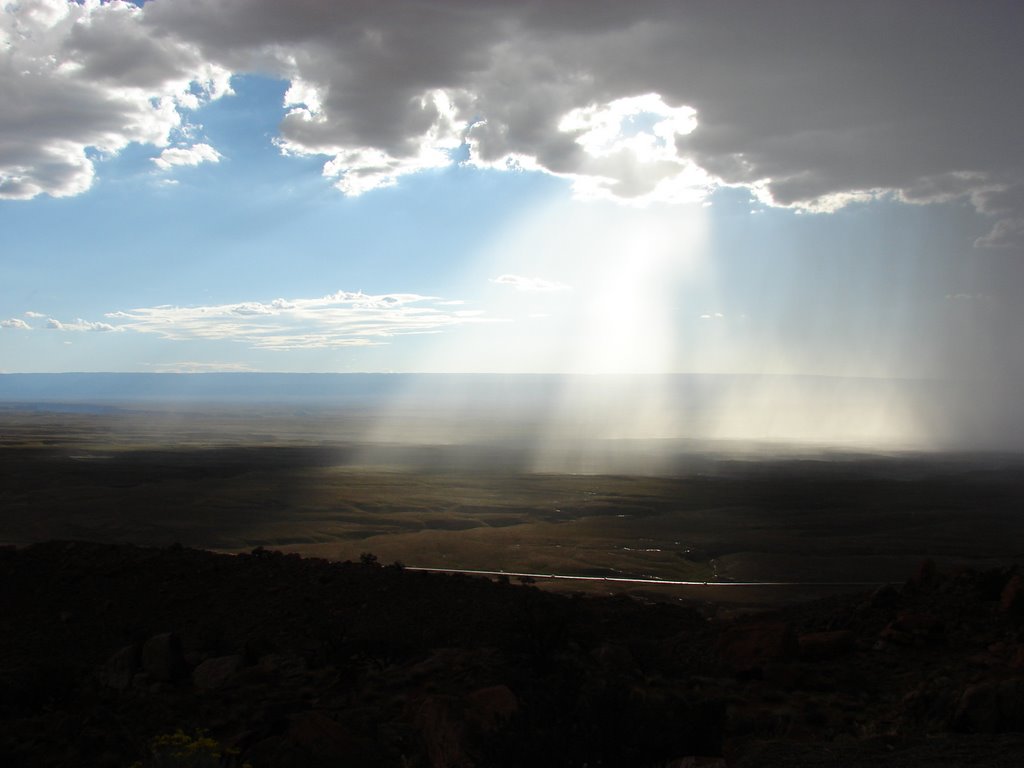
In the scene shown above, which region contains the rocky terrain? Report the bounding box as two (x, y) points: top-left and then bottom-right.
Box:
(2, 542), (1023, 767)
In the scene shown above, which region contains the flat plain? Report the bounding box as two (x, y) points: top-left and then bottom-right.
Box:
(2, 404), (1022, 607)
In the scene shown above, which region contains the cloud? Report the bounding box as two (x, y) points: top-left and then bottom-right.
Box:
(144, 361), (257, 373)
(24, 311), (46, 318)
(1, 318), (31, 329)
(975, 219), (1024, 249)
(105, 289), (488, 351)
(0, 0), (231, 199)
(4, 1), (1024, 244)
(153, 142), (222, 171)
(970, 185), (1024, 248)
(492, 274), (571, 292)
(46, 317), (119, 332)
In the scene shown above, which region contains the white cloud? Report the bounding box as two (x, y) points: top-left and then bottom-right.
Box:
(1, 318), (31, 329)
(3, 1), (1023, 244)
(46, 317), (119, 332)
(306, 89), (468, 196)
(153, 142), (222, 171)
(546, 93), (713, 204)
(24, 311), (46, 318)
(0, 0), (231, 199)
(145, 361), (257, 373)
(491, 274), (571, 292)
(105, 289), (488, 351)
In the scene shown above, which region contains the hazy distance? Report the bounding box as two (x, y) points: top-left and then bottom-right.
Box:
(2, 373), (1021, 474)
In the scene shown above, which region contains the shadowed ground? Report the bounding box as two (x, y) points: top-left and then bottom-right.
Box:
(2, 406), (1021, 608)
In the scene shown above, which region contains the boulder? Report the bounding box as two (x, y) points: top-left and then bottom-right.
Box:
(893, 610), (943, 633)
(192, 655), (243, 690)
(859, 583), (900, 614)
(716, 621), (797, 671)
(910, 558), (938, 588)
(287, 710), (370, 760)
(414, 695), (471, 768)
(901, 675), (958, 728)
(98, 645), (138, 690)
(975, 568), (1013, 600)
(465, 685), (518, 732)
(1001, 575), (1024, 615)
(141, 632), (187, 682)
(1010, 646), (1024, 670)
(257, 653), (308, 685)
(952, 678), (1024, 733)
(590, 642), (637, 674)
(798, 630), (855, 661)
(879, 610), (943, 646)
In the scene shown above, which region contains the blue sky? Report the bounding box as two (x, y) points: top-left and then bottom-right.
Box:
(1, 1), (1022, 381)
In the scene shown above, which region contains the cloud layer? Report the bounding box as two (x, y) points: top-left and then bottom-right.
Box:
(3, 0), (1023, 245)
(100, 290), (486, 351)
(46, 317), (119, 332)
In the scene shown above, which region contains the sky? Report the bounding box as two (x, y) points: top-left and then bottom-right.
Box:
(1, 0), (1023, 383)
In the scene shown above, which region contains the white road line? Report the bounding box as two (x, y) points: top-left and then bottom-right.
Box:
(404, 566), (894, 587)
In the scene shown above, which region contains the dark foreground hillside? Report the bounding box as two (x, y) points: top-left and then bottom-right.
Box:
(1, 542), (1023, 767)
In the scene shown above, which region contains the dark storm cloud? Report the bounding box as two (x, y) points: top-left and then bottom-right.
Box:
(3, 0), (1023, 246)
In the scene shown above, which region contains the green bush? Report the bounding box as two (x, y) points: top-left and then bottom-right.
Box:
(130, 729), (251, 768)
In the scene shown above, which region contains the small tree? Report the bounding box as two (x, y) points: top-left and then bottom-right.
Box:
(359, 552), (380, 567)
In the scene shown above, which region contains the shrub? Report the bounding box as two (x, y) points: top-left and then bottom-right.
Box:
(130, 729), (251, 768)
(359, 551), (380, 567)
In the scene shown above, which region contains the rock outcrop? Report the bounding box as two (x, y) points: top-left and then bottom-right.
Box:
(2, 541), (1024, 767)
